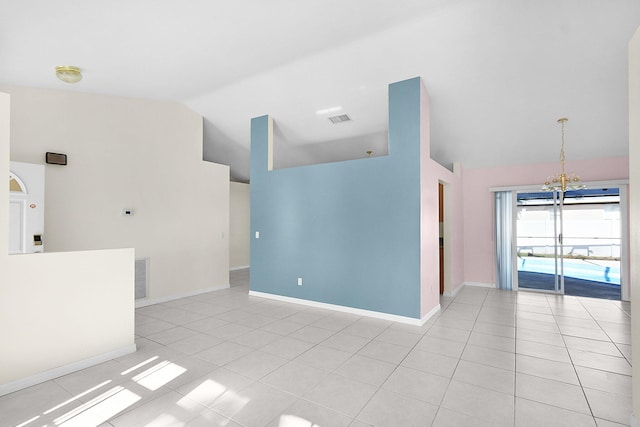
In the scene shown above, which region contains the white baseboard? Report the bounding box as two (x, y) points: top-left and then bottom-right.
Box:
(631, 414), (640, 427)
(443, 284), (464, 298)
(136, 284), (230, 308)
(249, 291), (439, 326)
(463, 281), (496, 289)
(0, 344), (136, 397)
(230, 265), (250, 271)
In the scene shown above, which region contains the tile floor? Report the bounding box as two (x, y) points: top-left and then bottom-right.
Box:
(0, 269), (633, 427)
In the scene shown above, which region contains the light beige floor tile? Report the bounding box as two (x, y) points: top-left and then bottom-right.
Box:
(563, 335), (623, 357)
(441, 380), (514, 427)
(431, 407), (493, 427)
(212, 382), (297, 427)
(453, 360), (514, 394)
(166, 333), (223, 355)
(230, 329), (282, 349)
(473, 321), (516, 338)
(381, 366), (450, 405)
(146, 326), (200, 345)
(559, 324), (610, 341)
(185, 409), (242, 426)
(295, 345), (352, 371)
(193, 341), (253, 366)
(516, 339), (571, 363)
(357, 388), (439, 427)
(259, 319), (305, 335)
(515, 354), (579, 385)
(341, 318), (390, 339)
(335, 354), (396, 386)
(595, 418), (629, 427)
(321, 331), (371, 353)
(575, 366), (631, 396)
(568, 349), (632, 376)
(517, 318), (560, 334)
(462, 344), (515, 370)
(288, 325), (336, 344)
(0, 381), (74, 427)
(426, 325), (471, 343)
(376, 328), (422, 347)
(515, 397), (596, 427)
(516, 328), (565, 347)
(267, 399), (352, 427)
(468, 331), (516, 352)
(224, 350), (288, 380)
(183, 317), (229, 334)
(304, 373), (377, 417)
(261, 360), (328, 396)
(584, 388), (632, 425)
(415, 335), (466, 358)
(110, 390), (207, 427)
(515, 372), (590, 415)
(357, 339), (411, 364)
(260, 336), (315, 359)
(401, 348), (459, 378)
(206, 323), (254, 340)
(176, 367), (254, 408)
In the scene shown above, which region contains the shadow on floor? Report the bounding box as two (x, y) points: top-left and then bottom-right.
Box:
(518, 271), (621, 300)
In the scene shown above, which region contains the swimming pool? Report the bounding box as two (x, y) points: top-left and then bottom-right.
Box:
(518, 256), (620, 285)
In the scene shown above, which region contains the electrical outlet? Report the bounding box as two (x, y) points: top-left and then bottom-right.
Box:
(297, 277), (303, 286)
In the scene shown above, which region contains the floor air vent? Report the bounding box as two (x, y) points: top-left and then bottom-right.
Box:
(135, 257), (149, 299)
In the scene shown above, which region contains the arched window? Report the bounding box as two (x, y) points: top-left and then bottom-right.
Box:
(9, 172), (26, 193)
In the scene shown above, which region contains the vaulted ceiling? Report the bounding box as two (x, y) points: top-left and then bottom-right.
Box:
(2, 0), (639, 182)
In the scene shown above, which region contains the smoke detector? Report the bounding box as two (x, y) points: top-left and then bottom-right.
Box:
(328, 114), (351, 124)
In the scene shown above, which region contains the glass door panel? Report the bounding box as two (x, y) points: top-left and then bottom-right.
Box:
(517, 191), (563, 293)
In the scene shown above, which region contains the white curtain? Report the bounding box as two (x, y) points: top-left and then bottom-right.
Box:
(495, 191), (513, 290)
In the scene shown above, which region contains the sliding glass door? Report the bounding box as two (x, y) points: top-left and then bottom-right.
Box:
(517, 191), (564, 293)
(516, 188), (621, 299)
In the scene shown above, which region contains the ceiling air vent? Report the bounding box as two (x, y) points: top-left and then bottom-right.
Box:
(328, 114), (351, 124)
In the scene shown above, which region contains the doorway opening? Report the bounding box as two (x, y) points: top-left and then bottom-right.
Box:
(516, 188), (621, 300)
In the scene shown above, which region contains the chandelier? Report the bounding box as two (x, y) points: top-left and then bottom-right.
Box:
(542, 118), (585, 192)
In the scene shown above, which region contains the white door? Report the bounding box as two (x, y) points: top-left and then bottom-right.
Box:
(9, 162), (45, 254)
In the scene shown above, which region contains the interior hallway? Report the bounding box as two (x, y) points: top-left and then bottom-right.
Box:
(0, 269), (632, 426)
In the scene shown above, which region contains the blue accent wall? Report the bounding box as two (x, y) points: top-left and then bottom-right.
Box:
(251, 77), (423, 318)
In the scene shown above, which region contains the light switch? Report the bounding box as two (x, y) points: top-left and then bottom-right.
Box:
(255, 231), (260, 239)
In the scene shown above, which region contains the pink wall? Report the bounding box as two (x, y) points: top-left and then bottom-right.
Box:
(463, 157), (629, 285)
(420, 80), (465, 317)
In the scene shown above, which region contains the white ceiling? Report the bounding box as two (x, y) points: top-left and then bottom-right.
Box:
(2, 0), (639, 182)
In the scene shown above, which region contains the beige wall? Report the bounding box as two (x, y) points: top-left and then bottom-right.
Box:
(629, 27), (640, 425)
(230, 181), (250, 269)
(0, 92), (135, 394)
(2, 85), (230, 300)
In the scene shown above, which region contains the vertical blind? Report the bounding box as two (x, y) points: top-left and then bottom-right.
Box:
(495, 191), (513, 290)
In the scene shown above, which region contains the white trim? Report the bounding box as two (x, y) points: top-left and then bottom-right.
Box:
(489, 179), (629, 193)
(135, 284), (230, 308)
(0, 344), (136, 397)
(463, 281), (496, 289)
(230, 265), (250, 271)
(443, 284), (464, 298)
(249, 291), (439, 326)
(630, 414), (640, 427)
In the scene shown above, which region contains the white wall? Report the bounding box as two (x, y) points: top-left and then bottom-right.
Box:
(2, 85), (230, 301)
(628, 26), (640, 425)
(0, 92), (136, 395)
(230, 181), (250, 269)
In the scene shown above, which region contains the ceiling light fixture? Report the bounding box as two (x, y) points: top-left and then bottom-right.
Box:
(542, 118), (585, 192)
(315, 106), (342, 115)
(55, 65), (82, 84)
